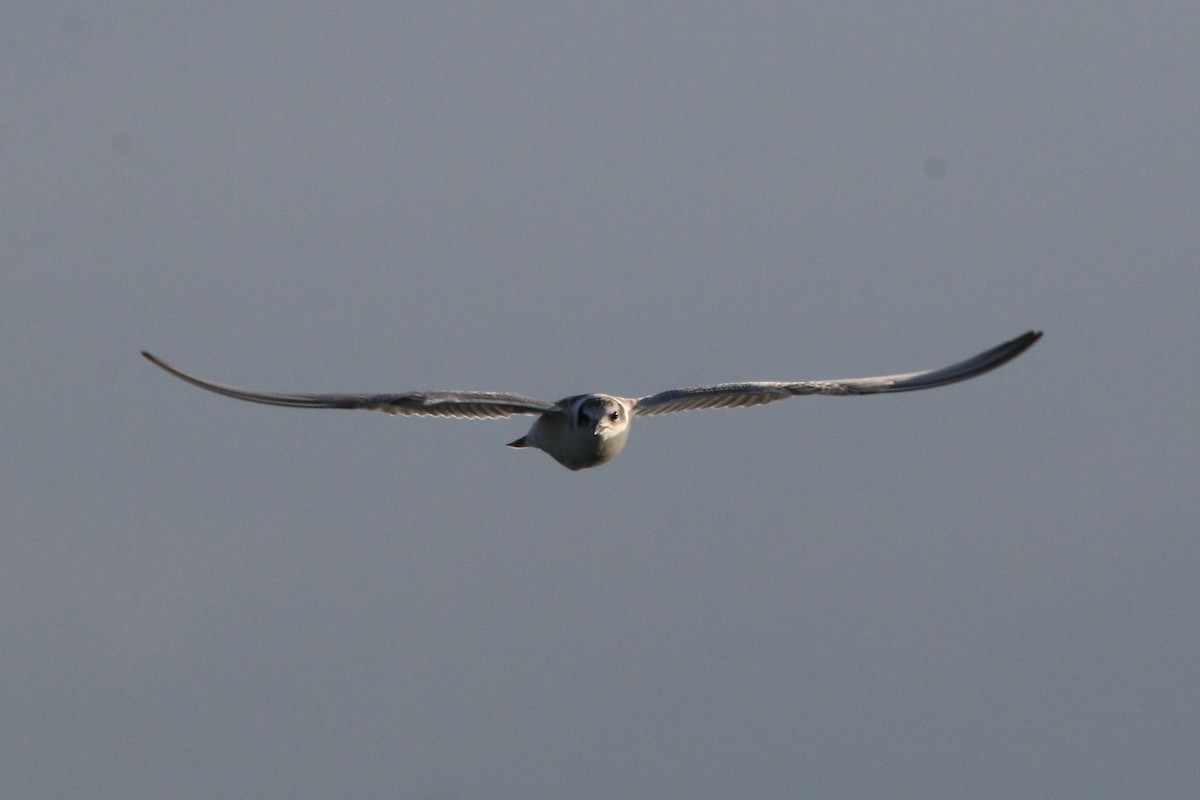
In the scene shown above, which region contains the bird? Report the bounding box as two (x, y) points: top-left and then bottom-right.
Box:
(142, 330), (1041, 471)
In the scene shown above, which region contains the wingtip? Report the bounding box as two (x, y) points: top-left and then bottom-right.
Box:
(997, 330), (1043, 363)
(141, 350), (168, 370)
(141, 351), (183, 378)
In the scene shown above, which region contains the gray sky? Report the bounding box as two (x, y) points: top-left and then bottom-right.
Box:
(4, 4), (1197, 799)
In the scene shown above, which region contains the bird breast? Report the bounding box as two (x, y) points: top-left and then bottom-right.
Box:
(526, 410), (631, 471)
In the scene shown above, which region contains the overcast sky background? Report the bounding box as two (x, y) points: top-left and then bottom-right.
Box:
(4, 4), (1198, 799)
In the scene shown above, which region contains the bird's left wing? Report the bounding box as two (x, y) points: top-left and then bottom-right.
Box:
(631, 330), (1041, 416)
(141, 352), (553, 419)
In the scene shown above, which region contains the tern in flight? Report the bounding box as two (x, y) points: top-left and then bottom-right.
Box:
(142, 330), (1041, 471)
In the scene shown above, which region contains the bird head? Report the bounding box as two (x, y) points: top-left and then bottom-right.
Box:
(576, 395), (628, 438)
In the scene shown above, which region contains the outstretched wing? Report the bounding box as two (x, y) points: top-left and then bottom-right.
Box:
(141, 352), (554, 419)
(631, 330), (1042, 416)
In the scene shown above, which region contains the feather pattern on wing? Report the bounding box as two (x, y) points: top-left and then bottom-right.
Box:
(140, 352), (553, 419)
(631, 330), (1042, 416)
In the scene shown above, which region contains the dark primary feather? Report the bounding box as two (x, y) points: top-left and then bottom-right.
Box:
(140, 352), (553, 419)
(631, 330), (1042, 416)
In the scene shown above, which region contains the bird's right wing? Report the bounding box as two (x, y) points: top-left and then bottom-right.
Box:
(632, 330), (1042, 416)
(141, 352), (554, 419)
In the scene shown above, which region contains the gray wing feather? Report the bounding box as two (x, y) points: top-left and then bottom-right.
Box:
(141, 352), (553, 419)
(632, 331), (1042, 416)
